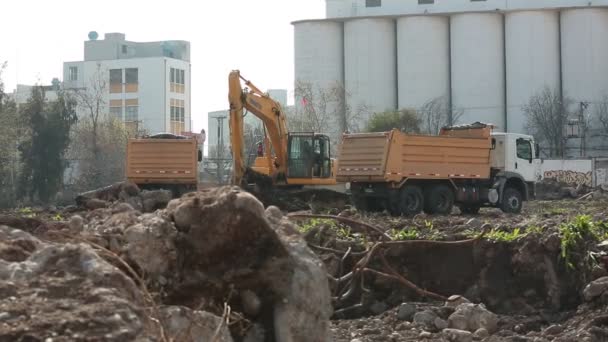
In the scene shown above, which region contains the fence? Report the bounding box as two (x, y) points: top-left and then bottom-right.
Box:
(540, 158), (608, 188)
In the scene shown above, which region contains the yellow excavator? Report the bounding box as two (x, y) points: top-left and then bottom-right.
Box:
(228, 70), (347, 209)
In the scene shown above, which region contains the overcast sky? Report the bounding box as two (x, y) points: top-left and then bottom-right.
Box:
(0, 0), (325, 134)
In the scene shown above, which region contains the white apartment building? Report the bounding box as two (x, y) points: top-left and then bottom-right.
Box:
(9, 80), (60, 106)
(63, 32), (191, 135)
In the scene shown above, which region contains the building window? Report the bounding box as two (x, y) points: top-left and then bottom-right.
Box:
(125, 105), (138, 122)
(418, 0), (434, 4)
(170, 67), (186, 94)
(110, 99), (123, 120)
(365, 0), (381, 7)
(125, 68), (138, 93)
(170, 98), (185, 134)
(69, 66), (78, 81)
(122, 45), (128, 54)
(110, 69), (122, 93)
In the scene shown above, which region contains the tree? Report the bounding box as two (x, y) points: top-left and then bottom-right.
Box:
(68, 64), (108, 182)
(523, 86), (572, 158)
(0, 61), (26, 207)
(66, 115), (130, 192)
(595, 94), (608, 135)
(365, 108), (421, 133)
(418, 96), (463, 135)
(18, 85), (77, 203)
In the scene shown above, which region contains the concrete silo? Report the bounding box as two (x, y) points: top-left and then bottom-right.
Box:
(505, 10), (560, 134)
(344, 18), (397, 125)
(293, 20), (344, 111)
(396, 15), (450, 112)
(561, 8), (608, 115)
(450, 13), (505, 131)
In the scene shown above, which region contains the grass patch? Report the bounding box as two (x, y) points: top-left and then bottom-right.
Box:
(558, 214), (608, 269)
(389, 228), (420, 241)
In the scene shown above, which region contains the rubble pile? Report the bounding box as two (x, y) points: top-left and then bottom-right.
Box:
(0, 183), (333, 341)
(3, 181), (608, 341)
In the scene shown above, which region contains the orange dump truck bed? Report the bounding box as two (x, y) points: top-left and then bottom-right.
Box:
(126, 138), (198, 185)
(336, 127), (493, 183)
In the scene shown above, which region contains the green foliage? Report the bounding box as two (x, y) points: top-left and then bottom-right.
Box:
(558, 215), (608, 269)
(0, 62), (26, 207)
(390, 228), (420, 240)
(485, 227), (524, 242)
(297, 218), (334, 234)
(18, 86), (77, 203)
(365, 108), (421, 133)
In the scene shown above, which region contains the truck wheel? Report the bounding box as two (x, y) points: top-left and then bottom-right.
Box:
(501, 188), (523, 214)
(398, 185), (423, 216)
(425, 184), (454, 215)
(352, 193), (368, 212)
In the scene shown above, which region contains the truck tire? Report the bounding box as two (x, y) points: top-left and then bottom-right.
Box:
(424, 184), (454, 215)
(398, 185), (423, 216)
(501, 187), (523, 214)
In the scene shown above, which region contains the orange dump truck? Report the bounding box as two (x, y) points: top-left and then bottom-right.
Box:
(336, 122), (539, 215)
(126, 133), (201, 196)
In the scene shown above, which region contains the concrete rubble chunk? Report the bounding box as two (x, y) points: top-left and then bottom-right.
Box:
(123, 213), (178, 278)
(414, 310), (439, 329)
(159, 305), (233, 342)
(443, 328), (473, 342)
(583, 276), (608, 301)
(448, 303), (498, 334)
(165, 187), (332, 342)
(397, 303), (417, 321)
(446, 295), (472, 308)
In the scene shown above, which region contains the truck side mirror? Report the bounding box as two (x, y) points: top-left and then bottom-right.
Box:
(535, 143), (540, 159)
(198, 150), (202, 162)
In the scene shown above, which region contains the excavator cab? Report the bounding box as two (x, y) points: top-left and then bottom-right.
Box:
(287, 133), (332, 179)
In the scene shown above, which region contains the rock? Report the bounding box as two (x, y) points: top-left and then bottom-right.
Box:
(419, 331), (432, 339)
(141, 189), (172, 213)
(110, 202), (135, 214)
(443, 328), (473, 342)
(350, 339), (363, 342)
(435, 317), (449, 330)
(583, 276), (608, 301)
(448, 303), (499, 334)
(84, 198), (109, 210)
(370, 301), (389, 315)
(446, 295), (471, 308)
(397, 303), (417, 321)
(0, 236), (151, 341)
(592, 265), (608, 280)
(68, 215), (84, 232)
(543, 324), (563, 336)
(159, 306), (233, 342)
(166, 187), (332, 342)
(0, 226), (43, 262)
(474, 328), (489, 339)
(123, 214), (177, 278)
(414, 310), (439, 328)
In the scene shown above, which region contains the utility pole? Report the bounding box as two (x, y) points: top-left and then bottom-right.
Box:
(215, 116), (226, 184)
(580, 101), (589, 157)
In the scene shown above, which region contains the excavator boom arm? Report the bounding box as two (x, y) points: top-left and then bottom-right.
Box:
(228, 70), (289, 185)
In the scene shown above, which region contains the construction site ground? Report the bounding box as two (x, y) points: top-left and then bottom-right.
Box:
(1, 182), (608, 341)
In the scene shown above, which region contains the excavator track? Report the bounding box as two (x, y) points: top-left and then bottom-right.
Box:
(241, 167), (351, 212)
